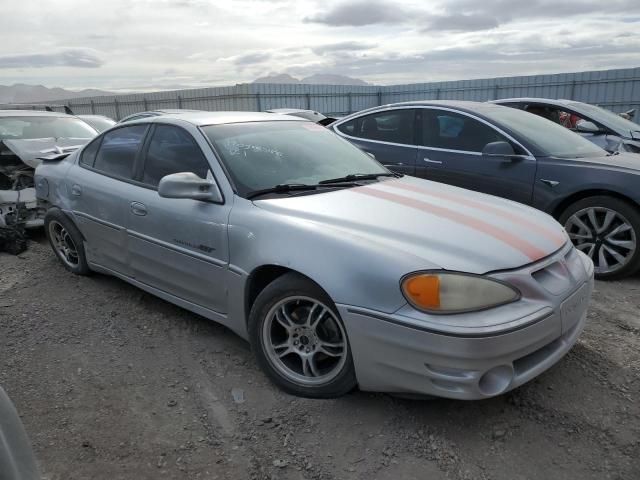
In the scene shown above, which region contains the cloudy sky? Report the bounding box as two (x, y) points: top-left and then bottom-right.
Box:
(1, 0), (639, 91)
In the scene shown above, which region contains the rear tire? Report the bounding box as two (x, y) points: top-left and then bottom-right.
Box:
(248, 273), (357, 398)
(44, 208), (91, 275)
(559, 196), (640, 280)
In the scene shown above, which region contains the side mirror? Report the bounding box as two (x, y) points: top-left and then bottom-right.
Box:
(482, 141), (516, 157)
(158, 172), (223, 203)
(365, 151), (376, 160)
(575, 120), (599, 134)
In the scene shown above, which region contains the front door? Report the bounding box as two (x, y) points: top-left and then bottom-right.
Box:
(416, 108), (536, 206)
(125, 124), (230, 314)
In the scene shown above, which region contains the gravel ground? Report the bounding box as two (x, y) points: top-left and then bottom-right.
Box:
(1, 237), (639, 480)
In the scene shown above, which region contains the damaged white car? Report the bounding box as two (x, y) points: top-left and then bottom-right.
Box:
(0, 110), (96, 253)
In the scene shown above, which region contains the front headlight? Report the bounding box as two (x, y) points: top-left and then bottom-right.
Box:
(401, 272), (520, 314)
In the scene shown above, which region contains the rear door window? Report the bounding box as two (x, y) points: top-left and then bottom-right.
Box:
(338, 109), (416, 145)
(141, 125), (210, 187)
(92, 125), (147, 179)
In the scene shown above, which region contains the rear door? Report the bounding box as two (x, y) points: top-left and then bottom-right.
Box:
(125, 123), (231, 314)
(334, 108), (418, 176)
(416, 108), (536, 205)
(66, 124), (149, 275)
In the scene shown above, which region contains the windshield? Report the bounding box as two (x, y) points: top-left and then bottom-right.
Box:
(484, 107), (606, 158)
(202, 121), (388, 197)
(0, 116), (97, 140)
(569, 102), (640, 136)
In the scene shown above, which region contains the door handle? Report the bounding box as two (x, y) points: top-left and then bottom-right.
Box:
(130, 202), (147, 216)
(71, 184), (82, 196)
(383, 162), (404, 166)
(423, 157), (443, 164)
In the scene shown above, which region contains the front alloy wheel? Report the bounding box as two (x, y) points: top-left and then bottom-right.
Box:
(262, 297), (347, 386)
(249, 273), (356, 397)
(561, 196), (640, 279)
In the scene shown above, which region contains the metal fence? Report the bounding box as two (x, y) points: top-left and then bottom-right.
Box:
(43, 66), (640, 123)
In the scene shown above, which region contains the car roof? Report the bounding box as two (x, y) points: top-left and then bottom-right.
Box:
(77, 114), (114, 119)
(337, 100), (506, 120)
(139, 111), (311, 126)
(491, 98), (577, 107)
(0, 110), (71, 118)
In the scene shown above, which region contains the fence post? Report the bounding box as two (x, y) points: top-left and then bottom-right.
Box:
(177, 95), (183, 108)
(493, 84), (500, 100)
(305, 93), (311, 110)
(256, 92), (262, 111)
(143, 97), (149, 111)
(347, 92), (353, 114)
(90, 100), (96, 114)
(377, 89), (383, 106)
(435, 88), (440, 100)
(569, 80), (576, 100)
(114, 99), (121, 120)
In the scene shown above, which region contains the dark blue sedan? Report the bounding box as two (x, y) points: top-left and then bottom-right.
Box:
(332, 101), (640, 279)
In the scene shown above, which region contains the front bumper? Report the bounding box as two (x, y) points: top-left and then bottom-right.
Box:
(339, 246), (594, 399)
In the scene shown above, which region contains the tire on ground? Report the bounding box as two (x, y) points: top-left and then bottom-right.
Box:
(248, 272), (357, 398)
(44, 208), (91, 275)
(559, 195), (640, 280)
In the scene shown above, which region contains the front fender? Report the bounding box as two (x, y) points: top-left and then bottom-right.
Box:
(227, 200), (438, 315)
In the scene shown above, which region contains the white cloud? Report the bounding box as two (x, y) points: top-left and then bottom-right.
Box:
(0, 0), (638, 90)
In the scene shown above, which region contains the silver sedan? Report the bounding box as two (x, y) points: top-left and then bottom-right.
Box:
(34, 112), (594, 399)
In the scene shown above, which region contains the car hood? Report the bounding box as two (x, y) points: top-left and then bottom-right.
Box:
(564, 151), (640, 170)
(254, 176), (568, 274)
(2, 138), (89, 168)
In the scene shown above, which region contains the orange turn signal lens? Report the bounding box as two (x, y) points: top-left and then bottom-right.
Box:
(402, 274), (440, 309)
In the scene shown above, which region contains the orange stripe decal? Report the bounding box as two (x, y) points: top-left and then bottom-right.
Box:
(352, 185), (548, 261)
(385, 181), (566, 248)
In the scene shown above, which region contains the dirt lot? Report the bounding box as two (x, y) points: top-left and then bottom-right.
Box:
(1, 237), (639, 480)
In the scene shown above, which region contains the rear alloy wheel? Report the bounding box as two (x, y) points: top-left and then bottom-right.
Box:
(44, 208), (91, 275)
(249, 273), (357, 398)
(561, 196), (640, 279)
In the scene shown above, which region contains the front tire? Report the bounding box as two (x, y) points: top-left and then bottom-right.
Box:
(248, 273), (357, 398)
(44, 208), (91, 275)
(560, 196), (640, 279)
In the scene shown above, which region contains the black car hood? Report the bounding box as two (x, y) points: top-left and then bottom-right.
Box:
(555, 152), (640, 172)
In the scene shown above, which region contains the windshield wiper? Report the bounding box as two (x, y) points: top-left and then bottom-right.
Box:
(318, 172), (401, 185)
(246, 183), (320, 200)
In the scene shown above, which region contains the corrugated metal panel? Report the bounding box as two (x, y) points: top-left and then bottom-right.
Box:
(53, 67), (640, 123)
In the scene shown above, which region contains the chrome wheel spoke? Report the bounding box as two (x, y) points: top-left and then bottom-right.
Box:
(569, 232), (591, 241)
(302, 355), (321, 377)
(606, 223), (631, 239)
(567, 216), (591, 235)
(598, 247), (609, 270)
(318, 341), (345, 357)
(607, 239), (634, 249)
(275, 307), (294, 331)
(309, 306), (326, 330)
(600, 211), (616, 233)
(603, 245), (626, 264)
(587, 209), (600, 232)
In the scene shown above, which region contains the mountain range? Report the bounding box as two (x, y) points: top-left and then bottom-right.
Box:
(1, 73), (370, 103)
(252, 73), (369, 85)
(0, 84), (114, 104)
